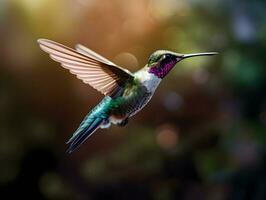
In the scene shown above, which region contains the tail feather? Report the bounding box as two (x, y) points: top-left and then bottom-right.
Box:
(66, 117), (104, 153)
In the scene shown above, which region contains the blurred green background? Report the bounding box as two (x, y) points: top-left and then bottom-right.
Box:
(1, 0), (266, 199)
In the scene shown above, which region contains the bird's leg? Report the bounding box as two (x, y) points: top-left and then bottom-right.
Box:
(117, 118), (129, 127)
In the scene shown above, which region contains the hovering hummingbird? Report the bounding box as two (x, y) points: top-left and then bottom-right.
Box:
(37, 39), (218, 153)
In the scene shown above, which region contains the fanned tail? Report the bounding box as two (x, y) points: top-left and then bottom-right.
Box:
(66, 115), (104, 153)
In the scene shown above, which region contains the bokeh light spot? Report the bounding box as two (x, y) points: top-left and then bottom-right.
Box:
(156, 124), (178, 151)
(113, 52), (139, 70)
(162, 91), (183, 111)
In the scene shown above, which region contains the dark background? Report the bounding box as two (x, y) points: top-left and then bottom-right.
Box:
(1, 0), (266, 199)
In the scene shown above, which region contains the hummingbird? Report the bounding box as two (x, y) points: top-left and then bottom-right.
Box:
(37, 39), (218, 153)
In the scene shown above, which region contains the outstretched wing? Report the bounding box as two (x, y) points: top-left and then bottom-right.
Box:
(75, 44), (116, 66)
(38, 39), (134, 97)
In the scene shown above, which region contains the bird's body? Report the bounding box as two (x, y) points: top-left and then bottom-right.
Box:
(96, 68), (161, 127)
(37, 39), (217, 153)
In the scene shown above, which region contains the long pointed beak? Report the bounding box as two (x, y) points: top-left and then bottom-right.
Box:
(182, 52), (218, 59)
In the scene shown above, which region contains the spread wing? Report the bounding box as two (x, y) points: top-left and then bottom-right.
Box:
(37, 39), (134, 97)
(75, 44), (116, 66)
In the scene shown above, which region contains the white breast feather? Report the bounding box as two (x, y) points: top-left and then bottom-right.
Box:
(134, 70), (161, 93)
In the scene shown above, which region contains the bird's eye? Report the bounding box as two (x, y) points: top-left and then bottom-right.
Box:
(162, 54), (170, 60)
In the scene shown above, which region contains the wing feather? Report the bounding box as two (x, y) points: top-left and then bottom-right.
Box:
(38, 39), (133, 96)
(76, 44), (116, 66)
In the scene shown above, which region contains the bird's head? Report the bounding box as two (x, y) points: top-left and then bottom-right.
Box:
(147, 50), (218, 79)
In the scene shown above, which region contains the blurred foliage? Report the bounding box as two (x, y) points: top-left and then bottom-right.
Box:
(1, 0), (266, 199)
